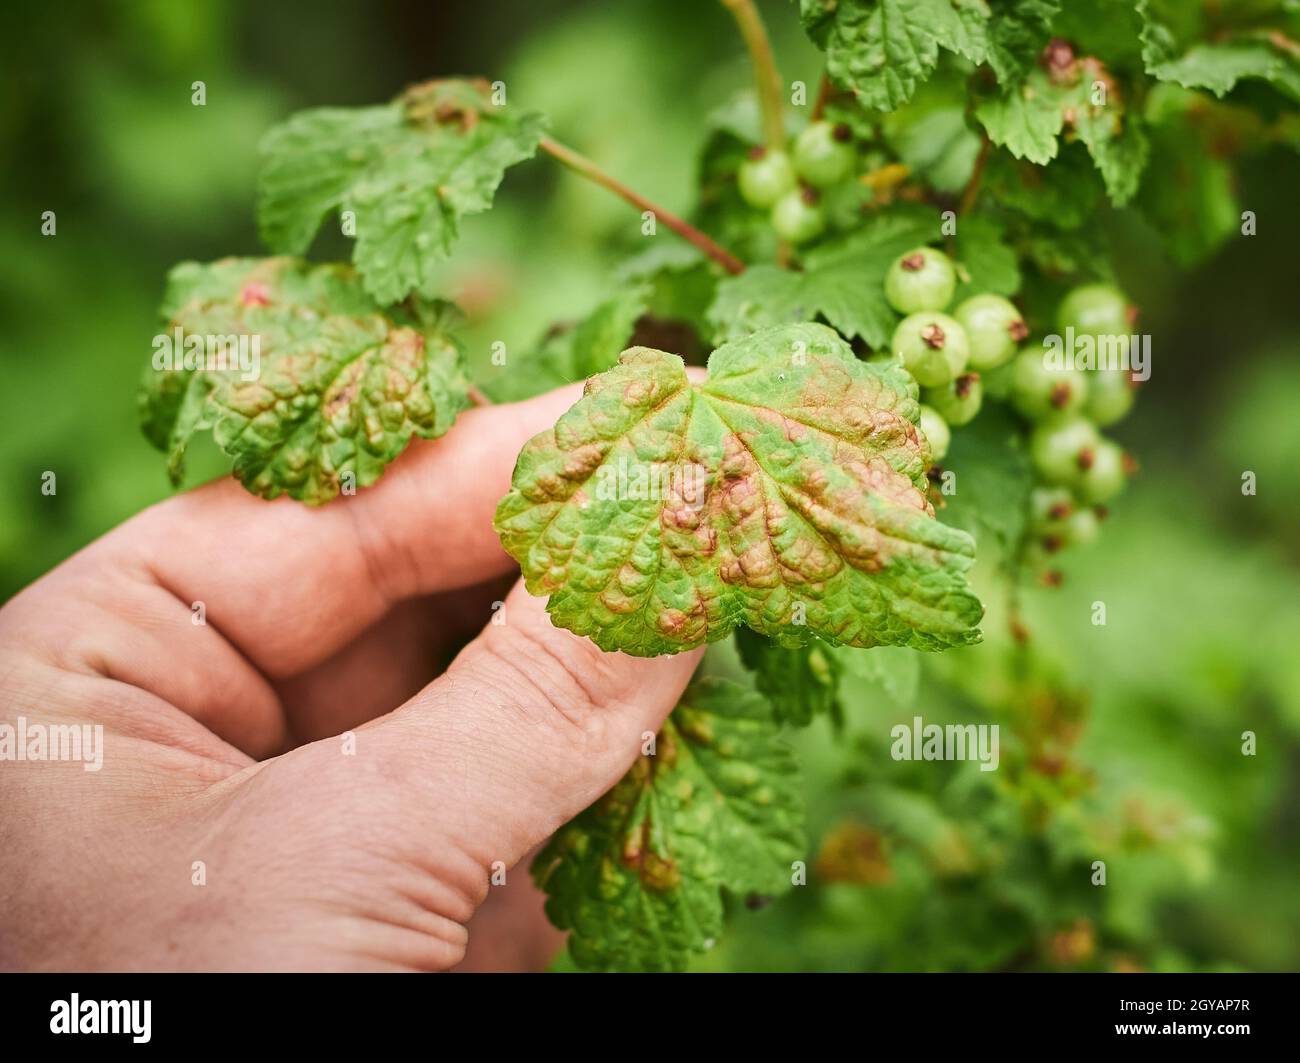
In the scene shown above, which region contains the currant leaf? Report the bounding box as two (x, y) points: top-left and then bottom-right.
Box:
(485, 285), (652, 403)
(494, 322), (983, 657)
(1137, 0), (1300, 101)
(801, 0), (994, 113)
(735, 627), (843, 727)
(533, 675), (805, 972)
(139, 257), (469, 503)
(976, 61), (1150, 205)
(258, 78), (545, 305)
(708, 210), (938, 347)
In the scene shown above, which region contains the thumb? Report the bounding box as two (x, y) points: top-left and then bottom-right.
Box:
(356, 580), (702, 887)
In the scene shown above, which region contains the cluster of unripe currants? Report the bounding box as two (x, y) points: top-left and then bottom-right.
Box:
(736, 121), (856, 243)
(873, 246), (1138, 569)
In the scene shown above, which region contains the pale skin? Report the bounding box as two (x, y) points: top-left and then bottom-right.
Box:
(0, 384), (702, 971)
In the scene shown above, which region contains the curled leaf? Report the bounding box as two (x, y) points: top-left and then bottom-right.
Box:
(139, 256), (469, 503)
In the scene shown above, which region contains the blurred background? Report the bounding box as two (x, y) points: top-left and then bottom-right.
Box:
(2, 0), (1298, 971)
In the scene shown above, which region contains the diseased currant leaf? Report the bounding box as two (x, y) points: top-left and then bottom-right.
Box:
(1137, 0), (1300, 101)
(800, 0), (994, 113)
(495, 322), (983, 657)
(139, 257), (469, 503)
(708, 209), (938, 348)
(735, 627), (843, 727)
(976, 60), (1150, 205)
(485, 284), (652, 403)
(533, 675), (805, 972)
(258, 78), (545, 305)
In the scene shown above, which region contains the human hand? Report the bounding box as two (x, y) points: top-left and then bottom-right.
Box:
(0, 385), (702, 971)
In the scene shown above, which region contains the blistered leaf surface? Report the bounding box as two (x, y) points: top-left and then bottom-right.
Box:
(533, 676), (804, 972)
(495, 323), (982, 657)
(139, 257), (469, 503)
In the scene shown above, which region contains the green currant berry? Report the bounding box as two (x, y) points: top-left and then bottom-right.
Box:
(793, 121), (855, 188)
(1010, 350), (1089, 421)
(885, 247), (957, 314)
(954, 294), (1028, 370)
(1076, 437), (1127, 504)
(922, 372), (982, 427)
(891, 312), (970, 388)
(1066, 506), (1100, 547)
(1029, 486), (1075, 537)
(1058, 283), (1133, 338)
(738, 147), (796, 209)
(1029, 416), (1100, 486)
(771, 186), (826, 244)
(918, 404), (951, 464)
(1085, 368), (1137, 427)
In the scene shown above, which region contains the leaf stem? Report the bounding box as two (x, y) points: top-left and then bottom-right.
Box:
(538, 136), (745, 274)
(811, 71), (832, 121)
(720, 0), (786, 149)
(959, 134), (992, 218)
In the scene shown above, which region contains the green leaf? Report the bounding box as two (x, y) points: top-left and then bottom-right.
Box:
(495, 322), (983, 657)
(953, 215), (1021, 300)
(485, 284), (652, 403)
(984, 143), (1104, 229)
(984, 0), (1062, 85)
(258, 78), (544, 305)
(708, 209), (938, 348)
(615, 243), (719, 342)
(139, 257), (469, 503)
(976, 63), (1150, 204)
(735, 627), (843, 727)
(1138, 0), (1300, 101)
(1136, 89), (1243, 266)
(836, 644), (922, 707)
(881, 91), (983, 194)
(933, 402), (1034, 552)
(801, 0), (994, 113)
(533, 675), (805, 972)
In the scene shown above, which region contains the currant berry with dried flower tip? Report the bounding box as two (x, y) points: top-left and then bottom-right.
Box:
(738, 146), (796, 208)
(954, 294), (1028, 370)
(1010, 350), (1089, 421)
(923, 372), (983, 426)
(792, 121), (855, 188)
(891, 312), (970, 387)
(1058, 282), (1133, 338)
(1077, 437), (1128, 503)
(771, 185), (826, 244)
(1029, 416), (1100, 486)
(885, 247), (957, 314)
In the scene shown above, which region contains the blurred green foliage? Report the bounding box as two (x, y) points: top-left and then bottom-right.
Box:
(2, 0), (1298, 971)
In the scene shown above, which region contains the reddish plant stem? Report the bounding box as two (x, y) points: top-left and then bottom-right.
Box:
(538, 137), (745, 275)
(959, 134), (992, 217)
(812, 71), (832, 121)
